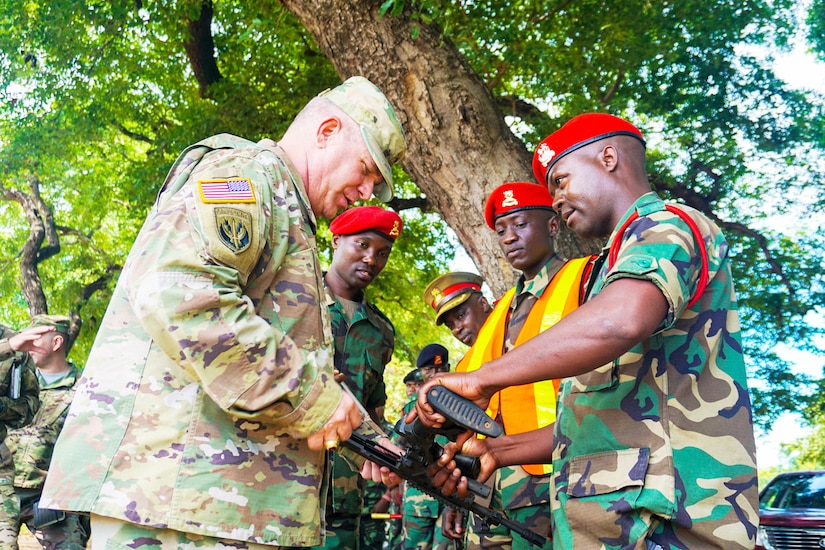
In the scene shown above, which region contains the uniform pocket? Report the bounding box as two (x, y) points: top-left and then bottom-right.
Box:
(569, 361), (618, 393)
(564, 448), (652, 548)
(567, 448), (649, 498)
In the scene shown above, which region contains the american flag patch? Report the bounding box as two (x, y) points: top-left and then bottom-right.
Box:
(198, 178), (256, 204)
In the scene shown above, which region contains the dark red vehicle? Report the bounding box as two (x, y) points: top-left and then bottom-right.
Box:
(756, 470), (825, 550)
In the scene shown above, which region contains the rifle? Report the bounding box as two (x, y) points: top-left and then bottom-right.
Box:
(341, 386), (548, 547)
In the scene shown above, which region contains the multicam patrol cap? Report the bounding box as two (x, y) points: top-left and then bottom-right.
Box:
(30, 314), (71, 334)
(532, 113), (645, 186)
(318, 76), (407, 203)
(424, 272), (484, 326)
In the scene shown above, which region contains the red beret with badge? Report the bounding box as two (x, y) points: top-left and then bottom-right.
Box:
(484, 181), (555, 229)
(329, 205), (403, 241)
(532, 113), (646, 186)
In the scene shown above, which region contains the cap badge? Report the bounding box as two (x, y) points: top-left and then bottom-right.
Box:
(434, 355), (443, 366)
(430, 288), (444, 308)
(537, 143), (555, 168)
(389, 220), (400, 238)
(501, 189), (519, 208)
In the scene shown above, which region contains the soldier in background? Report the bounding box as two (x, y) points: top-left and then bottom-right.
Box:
(424, 272), (491, 349)
(376, 368), (423, 550)
(402, 344), (455, 550)
(7, 315), (89, 549)
(423, 272), (493, 545)
(402, 369), (423, 412)
(0, 323), (42, 546)
(318, 205), (402, 550)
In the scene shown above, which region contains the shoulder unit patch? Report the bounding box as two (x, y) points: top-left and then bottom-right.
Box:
(215, 207), (252, 254)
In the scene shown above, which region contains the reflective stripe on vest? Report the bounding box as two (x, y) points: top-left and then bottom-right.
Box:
(455, 256), (589, 475)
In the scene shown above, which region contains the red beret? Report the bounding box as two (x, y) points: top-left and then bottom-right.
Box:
(484, 182), (554, 229)
(329, 206), (403, 241)
(532, 113), (645, 186)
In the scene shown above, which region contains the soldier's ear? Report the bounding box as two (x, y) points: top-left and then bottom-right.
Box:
(52, 333), (65, 352)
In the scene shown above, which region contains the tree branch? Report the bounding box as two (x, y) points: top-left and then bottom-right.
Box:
(183, 0), (222, 98)
(649, 172), (795, 298)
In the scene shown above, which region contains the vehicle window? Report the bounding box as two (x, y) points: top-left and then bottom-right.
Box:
(760, 473), (825, 510)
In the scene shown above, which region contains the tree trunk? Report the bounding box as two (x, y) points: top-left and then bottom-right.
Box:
(280, 0), (600, 297)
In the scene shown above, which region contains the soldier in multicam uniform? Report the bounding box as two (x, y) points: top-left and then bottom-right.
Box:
(0, 324), (42, 546)
(6, 315), (90, 550)
(38, 76), (407, 549)
(419, 113), (758, 550)
(316, 205), (402, 550)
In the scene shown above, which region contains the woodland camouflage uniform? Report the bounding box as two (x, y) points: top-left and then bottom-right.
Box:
(0, 326), (41, 546)
(316, 286), (394, 549)
(359, 479), (389, 549)
(551, 192), (758, 550)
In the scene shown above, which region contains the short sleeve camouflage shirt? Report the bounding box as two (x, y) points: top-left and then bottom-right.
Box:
(551, 193), (758, 549)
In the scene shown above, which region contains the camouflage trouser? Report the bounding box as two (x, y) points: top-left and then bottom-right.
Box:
(13, 487), (90, 550)
(0, 445), (20, 547)
(402, 488), (457, 550)
(89, 514), (292, 549)
(313, 451), (365, 549)
(403, 513), (458, 550)
(0, 476), (21, 547)
(359, 481), (387, 550)
(359, 515), (386, 550)
(386, 512), (403, 550)
(318, 513), (360, 550)
(467, 504), (552, 550)
(466, 467), (553, 550)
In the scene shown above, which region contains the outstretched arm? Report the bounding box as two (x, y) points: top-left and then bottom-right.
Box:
(415, 278), (668, 427)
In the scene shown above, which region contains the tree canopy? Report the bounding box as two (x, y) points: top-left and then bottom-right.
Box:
(1, 0), (824, 430)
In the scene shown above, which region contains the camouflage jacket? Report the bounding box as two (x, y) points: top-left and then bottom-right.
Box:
(0, 327), (41, 447)
(325, 287), (394, 514)
(7, 363), (81, 489)
(326, 287), (393, 411)
(40, 134), (343, 547)
(551, 193), (758, 549)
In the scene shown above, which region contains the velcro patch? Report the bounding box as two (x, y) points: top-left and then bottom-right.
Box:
(199, 178), (256, 203)
(215, 207), (252, 254)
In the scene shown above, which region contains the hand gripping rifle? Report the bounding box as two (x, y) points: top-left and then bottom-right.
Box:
(341, 385), (548, 547)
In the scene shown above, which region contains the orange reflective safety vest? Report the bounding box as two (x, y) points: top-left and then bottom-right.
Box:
(455, 256), (590, 475)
